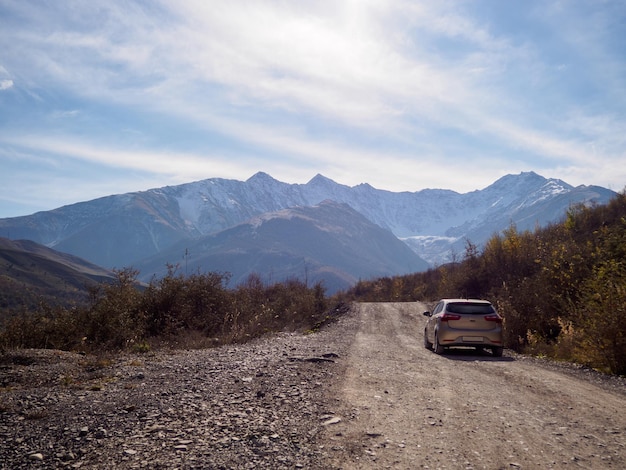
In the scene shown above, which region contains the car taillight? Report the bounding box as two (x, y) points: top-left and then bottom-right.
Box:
(484, 314), (502, 323)
(441, 313), (461, 321)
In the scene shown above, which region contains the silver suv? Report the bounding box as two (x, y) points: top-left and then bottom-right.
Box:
(423, 299), (504, 356)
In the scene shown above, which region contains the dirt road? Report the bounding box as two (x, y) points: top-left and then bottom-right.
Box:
(323, 302), (626, 469)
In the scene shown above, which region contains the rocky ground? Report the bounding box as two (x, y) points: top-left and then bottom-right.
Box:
(2, 303), (625, 469)
(0, 310), (357, 469)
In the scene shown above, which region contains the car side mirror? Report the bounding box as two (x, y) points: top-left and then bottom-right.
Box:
(423, 311), (432, 317)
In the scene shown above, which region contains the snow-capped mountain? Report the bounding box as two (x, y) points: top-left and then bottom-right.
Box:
(0, 171), (616, 276)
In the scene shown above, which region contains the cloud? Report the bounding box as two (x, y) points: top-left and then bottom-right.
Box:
(0, 129), (532, 195)
(52, 109), (81, 119)
(3, 1), (497, 128)
(124, 1), (621, 167)
(160, 2), (487, 127)
(0, 79), (13, 90)
(1, 0), (624, 202)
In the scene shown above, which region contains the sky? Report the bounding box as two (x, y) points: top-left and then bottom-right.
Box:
(1, 0), (625, 218)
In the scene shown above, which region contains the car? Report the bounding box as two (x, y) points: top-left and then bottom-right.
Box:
(423, 298), (504, 357)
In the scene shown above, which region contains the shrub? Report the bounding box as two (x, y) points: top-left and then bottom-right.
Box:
(0, 267), (337, 353)
(569, 260), (626, 374)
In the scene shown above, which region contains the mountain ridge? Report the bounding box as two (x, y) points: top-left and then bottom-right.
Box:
(0, 172), (616, 281)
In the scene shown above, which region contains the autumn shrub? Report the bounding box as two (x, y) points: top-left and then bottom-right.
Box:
(140, 265), (231, 338)
(0, 266), (337, 353)
(226, 275), (329, 343)
(0, 303), (84, 351)
(81, 268), (146, 349)
(567, 260), (626, 374)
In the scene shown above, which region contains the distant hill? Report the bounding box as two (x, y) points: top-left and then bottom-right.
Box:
(137, 201), (429, 294)
(0, 238), (115, 312)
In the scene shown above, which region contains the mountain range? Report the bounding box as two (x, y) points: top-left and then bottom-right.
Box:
(0, 171), (616, 293)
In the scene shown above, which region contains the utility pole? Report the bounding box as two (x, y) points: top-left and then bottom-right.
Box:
(304, 259), (308, 287)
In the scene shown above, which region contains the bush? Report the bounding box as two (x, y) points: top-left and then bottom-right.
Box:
(569, 260), (626, 374)
(0, 267), (337, 353)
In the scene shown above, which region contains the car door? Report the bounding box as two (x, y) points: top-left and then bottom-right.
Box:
(426, 301), (444, 342)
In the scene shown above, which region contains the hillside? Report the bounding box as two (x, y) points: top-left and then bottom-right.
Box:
(0, 238), (114, 312)
(137, 201), (428, 293)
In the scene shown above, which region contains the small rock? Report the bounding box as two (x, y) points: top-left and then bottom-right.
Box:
(322, 416), (342, 426)
(322, 353), (340, 358)
(28, 453), (44, 461)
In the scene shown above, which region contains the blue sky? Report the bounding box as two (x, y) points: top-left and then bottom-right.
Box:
(1, 0), (625, 217)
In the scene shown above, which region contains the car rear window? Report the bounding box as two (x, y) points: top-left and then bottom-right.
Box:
(446, 303), (495, 314)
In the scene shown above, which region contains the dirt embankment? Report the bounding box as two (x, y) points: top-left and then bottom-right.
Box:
(1, 302), (624, 469)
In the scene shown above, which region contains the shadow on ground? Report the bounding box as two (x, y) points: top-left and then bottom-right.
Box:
(435, 347), (516, 362)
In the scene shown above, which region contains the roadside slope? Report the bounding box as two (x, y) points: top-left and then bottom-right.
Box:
(323, 302), (626, 469)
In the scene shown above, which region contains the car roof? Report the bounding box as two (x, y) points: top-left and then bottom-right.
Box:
(440, 298), (492, 304)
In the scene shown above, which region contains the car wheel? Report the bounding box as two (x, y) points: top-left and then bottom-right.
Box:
(434, 332), (445, 355)
(424, 330), (433, 350)
(492, 346), (504, 357)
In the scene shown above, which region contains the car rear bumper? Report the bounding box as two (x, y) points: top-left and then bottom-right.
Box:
(438, 327), (503, 347)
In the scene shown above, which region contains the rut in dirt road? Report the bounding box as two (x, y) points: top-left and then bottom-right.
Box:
(322, 302), (626, 470)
